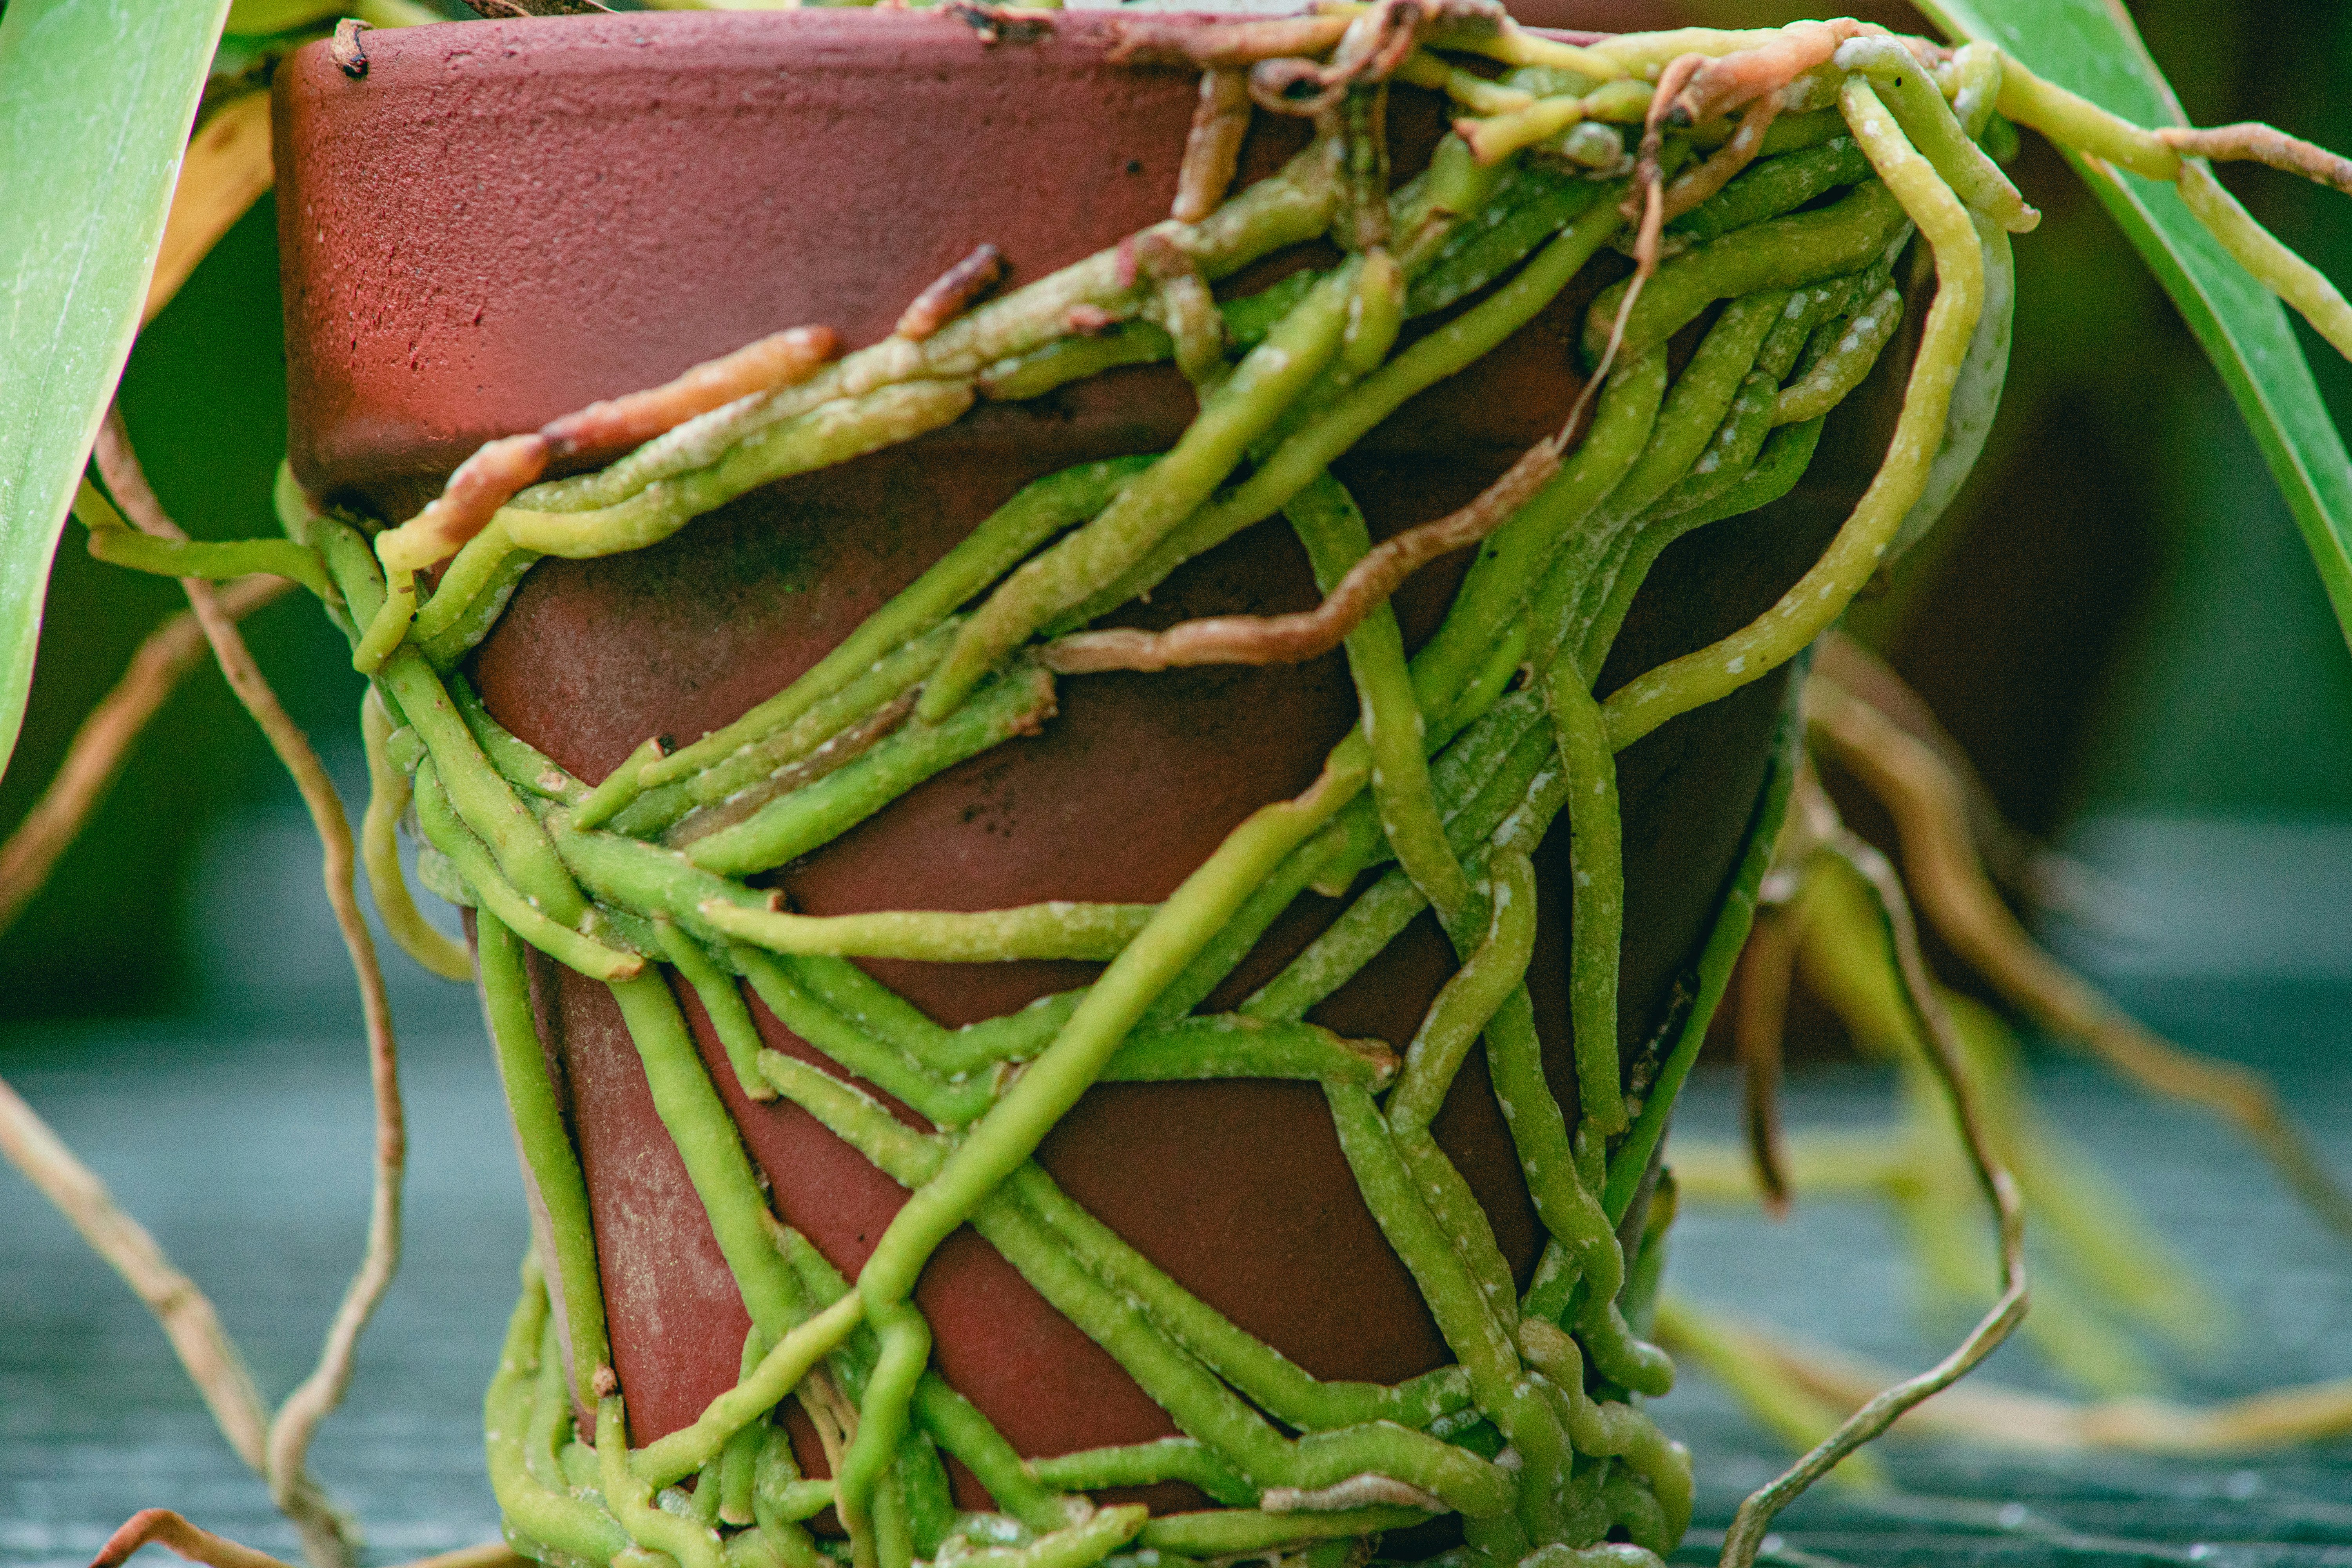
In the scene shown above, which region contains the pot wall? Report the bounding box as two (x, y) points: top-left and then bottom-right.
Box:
(276, 7), (1904, 1510)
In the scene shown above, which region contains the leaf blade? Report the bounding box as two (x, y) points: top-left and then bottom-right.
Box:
(0, 0), (232, 784)
(1913, 0), (2352, 645)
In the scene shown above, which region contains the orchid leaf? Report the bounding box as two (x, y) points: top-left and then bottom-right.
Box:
(225, 0), (345, 31)
(0, 0), (231, 787)
(1915, 0), (2352, 650)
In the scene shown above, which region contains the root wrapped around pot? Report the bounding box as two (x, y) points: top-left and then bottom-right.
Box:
(29, 6), (2352, 1568)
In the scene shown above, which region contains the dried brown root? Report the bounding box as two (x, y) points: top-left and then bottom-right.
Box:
(329, 19), (370, 78)
(1719, 775), (2027, 1568)
(1325, 0), (1452, 91)
(2155, 123), (2352, 197)
(1663, 89), (1783, 224)
(1650, 1299), (1887, 1490)
(1811, 632), (2083, 917)
(1039, 437), (1561, 674)
(539, 325), (838, 459)
(1624, 52), (1703, 231)
(1243, 0), (1466, 117)
(1664, 20), (1896, 128)
(667, 690), (920, 847)
(89, 1511), (524, 1568)
(0, 574), (286, 940)
(1, 1081), (275, 1478)
(1107, 14), (1350, 69)
(944, 2), (1054, 47)
(1662, 1298), (2352, 1455)
(376, 434), (548, 576)
(1570, 175), (1660, 441)
(93, 1510), (298, 1568)
(384, 1547), (528, 1568)
(1732, 905), (1799, 1219)
(801, 1367), (859, 1477)
(1261, 1476), (1449, 1513)
(89, 408), (180, 548)
(147, 94), (274, 325)
(467, 0), (614, 17)
(1577, 51), (1695, 435)
(1251, 56), (1351, 119)
(98, 415), (407, 1568)
(1776, 843), (2217, 1385)
(377, 324), (840, 573)
(897, 245), (1009, 342)
(1805, 666), (2352, 1245)
(1174, 68), (1253, 223)
(1119, 230), (1200, 289)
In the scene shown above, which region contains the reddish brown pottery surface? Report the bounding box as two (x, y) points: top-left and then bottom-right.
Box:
(276, 6), (1911, 1514)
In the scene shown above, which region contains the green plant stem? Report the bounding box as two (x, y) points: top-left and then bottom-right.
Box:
(484, 1268), (630, 1566)
(600, 1396), (727, 1568)
(75, 481), (336, 599)
(699, 898), (1156, 964)
(1600, 80), (1985, 751)
(924, 258), (1364, 717)
(654, 919), (777, 1101)
(1387, 850), (1537, 1134)
(684, 664), (1057, 877)
(505, 383), (976, 563)
(1105, 198), (1628, 613)
(1580, 181), (1909, 366)
(477, 916), (612, 1400)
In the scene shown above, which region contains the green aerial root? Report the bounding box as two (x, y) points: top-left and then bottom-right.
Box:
(698, 898), (1157, 964)
(170, 14), (2352, 1568)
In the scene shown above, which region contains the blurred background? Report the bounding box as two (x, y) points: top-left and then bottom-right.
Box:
(2, 0), (2349, 1564)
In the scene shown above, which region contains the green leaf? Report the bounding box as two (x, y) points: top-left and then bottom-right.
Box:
(0, 0), (230, 786)
(1914, 0), (2352, 649)
(225, 0), (343, 32)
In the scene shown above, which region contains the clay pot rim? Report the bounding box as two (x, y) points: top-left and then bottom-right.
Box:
(367, 6), (1612, 37)
(276, 0), (1612, 506)
(313, 5), (1615, 76)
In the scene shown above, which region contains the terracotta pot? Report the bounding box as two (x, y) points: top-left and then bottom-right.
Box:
(275, 5), (1913, 1522)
